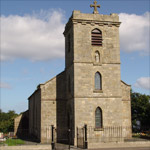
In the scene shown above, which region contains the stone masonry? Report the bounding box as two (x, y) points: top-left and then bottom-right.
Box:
(15, 5), (132, 147)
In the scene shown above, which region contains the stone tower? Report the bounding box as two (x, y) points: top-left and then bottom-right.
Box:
(63, 8), (131, 144)
(21, 1), (131, 146)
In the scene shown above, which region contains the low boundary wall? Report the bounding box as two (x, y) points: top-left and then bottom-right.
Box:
(88, 141), (150, 149)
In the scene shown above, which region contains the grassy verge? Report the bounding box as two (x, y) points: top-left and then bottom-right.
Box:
(0, 142), (4, 145)
(5, 138), (25, 146)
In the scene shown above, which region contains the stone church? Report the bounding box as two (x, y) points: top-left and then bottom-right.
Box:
(15, 1), (132, 147)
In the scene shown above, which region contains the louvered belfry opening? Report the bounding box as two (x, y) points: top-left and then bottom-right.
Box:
(91, 29), (102, 46)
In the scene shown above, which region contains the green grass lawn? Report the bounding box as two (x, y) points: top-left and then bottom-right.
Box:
(0, 142), (4, 145)
(5, 138), (25, 146)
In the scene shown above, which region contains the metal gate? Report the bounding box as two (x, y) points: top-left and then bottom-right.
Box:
(51, 125), (88, 150)
(51, 125), (72, 150)
(56, 128), (70, 144)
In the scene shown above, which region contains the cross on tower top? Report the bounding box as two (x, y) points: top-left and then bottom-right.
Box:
(90, 0), (101, 14)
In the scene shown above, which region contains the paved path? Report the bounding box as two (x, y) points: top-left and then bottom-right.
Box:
(1, 146), (150, 150)
(89, 147), (150, 150)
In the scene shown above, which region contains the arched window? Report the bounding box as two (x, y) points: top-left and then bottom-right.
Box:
(91, 29), (102, 46)
(95, 107), (103, 128)
(95, 51), (100, 63)
(95, 72), (102, 90)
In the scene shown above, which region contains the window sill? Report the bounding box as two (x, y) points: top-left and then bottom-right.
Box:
(93, 90), (103, 93)
(94, 127), (104, 131)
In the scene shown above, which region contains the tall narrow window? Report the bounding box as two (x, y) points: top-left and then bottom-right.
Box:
(91, 29), (102, 46)
(95, 72), (102, 90)
(95, 107), (103, 128)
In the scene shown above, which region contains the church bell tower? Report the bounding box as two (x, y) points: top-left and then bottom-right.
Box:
(63, 0), (131, 144)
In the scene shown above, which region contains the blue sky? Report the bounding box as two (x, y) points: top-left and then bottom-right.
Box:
(0, 0), (150, 114)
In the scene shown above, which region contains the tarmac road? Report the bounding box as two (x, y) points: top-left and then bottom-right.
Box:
(1, 147), (150, 150)
(89, 147), (150, 150)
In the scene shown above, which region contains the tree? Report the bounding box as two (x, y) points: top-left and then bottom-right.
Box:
(131, 91), (150, 131)
(0, 109), (18, 133)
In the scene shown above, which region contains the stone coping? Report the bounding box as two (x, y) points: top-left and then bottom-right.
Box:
(0, 145), (51, 150)
(88, 141), (150, 149)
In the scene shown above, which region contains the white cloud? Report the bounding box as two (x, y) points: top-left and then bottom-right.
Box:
(0, 82), (12, 89)
(1, 9), (65, 61)
(134, 77), (150, 90)
(119, 12), (150, 55)
(1, 10), (149, 62)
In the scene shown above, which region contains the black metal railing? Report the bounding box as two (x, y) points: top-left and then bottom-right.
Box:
(1, 125), (149, 148)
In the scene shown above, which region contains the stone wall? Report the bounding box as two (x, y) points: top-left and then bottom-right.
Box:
(14, 114), (22, 136)
(28, 89), (41, 141)
(40, 71), (67, 143)
(121, 81), (131, 101)
(40, 76), (56, 143)
(75, 98), (123, 127)
(121, 81), (132, 137)
(69, 11), (121, 64)
(64, 26), (74, 69)
(74, 63), (122, 97)
(14, 110), (29, 137)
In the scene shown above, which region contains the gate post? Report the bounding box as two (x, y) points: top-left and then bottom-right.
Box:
(84, 124), (88, 149)
(51, 125), (55, 150)
(68, 129), (71, 150)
